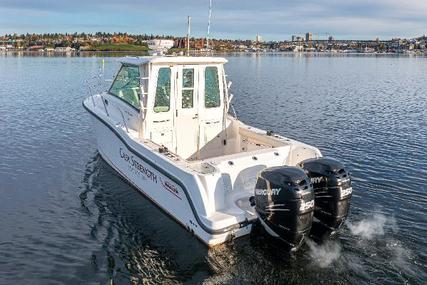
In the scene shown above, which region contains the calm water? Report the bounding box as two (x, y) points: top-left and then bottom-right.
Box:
(0, 54), (426, 285)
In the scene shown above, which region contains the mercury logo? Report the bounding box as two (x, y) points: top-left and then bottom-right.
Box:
(311, 177), (324, 183)
(255, 188), (282, 195)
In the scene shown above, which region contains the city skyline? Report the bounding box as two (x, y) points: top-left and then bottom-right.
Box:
(0, 0), (426, 40)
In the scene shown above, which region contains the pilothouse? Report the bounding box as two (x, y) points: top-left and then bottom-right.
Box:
(83, 50), (353, 251)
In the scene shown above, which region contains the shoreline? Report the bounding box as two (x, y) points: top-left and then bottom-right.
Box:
(1, 50), (426, 57)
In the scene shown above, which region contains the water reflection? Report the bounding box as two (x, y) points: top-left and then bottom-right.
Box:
(79, 149), (423, 285)
(1, 54), (425, 285)
(80, 154), (213, 284)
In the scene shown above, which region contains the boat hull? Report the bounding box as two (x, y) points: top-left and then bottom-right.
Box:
(86, 107), (252, 246)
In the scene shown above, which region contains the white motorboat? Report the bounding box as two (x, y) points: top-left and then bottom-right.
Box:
(83, 52), (352, 251)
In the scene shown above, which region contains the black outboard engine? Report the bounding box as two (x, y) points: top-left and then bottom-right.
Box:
(299, 157), (352, 231)
(252, 166), (314, 251)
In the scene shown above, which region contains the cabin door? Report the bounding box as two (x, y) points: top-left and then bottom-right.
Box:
(174, 65), (200, 159)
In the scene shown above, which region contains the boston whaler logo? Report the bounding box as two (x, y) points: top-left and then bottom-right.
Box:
(160, 178), (182, 200)
(120, 148), (157, 183)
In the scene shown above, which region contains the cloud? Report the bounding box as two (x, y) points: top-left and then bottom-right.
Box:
(0, 0), (425, 39)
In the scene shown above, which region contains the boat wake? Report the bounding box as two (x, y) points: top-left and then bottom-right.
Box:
(345, 213), (414, 278)
(79, 153), (101, 217)
(346, 213), (398, 240)
(306, 239), (341, 268)
(304, 211), (414, 283)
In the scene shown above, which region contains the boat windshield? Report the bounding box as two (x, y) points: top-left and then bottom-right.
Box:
(109, 64), (140, 109)
(205, 66), (220, 108)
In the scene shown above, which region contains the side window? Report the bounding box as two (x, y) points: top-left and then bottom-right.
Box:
(182, 68), (194, 108)
(109, 65), (140, 109)
(205, 66), (220, 108)
(154, 67), (171, 112)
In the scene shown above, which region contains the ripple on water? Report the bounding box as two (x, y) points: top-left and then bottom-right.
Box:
(0, 54), (426, 284)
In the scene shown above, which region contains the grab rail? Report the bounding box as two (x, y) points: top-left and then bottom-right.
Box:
(85, 73), (104, 108)
(85, 78), (96, 107)
(230, 103), (238, 119)
(107, 97), (129, 133)
(101, 96), (110, 117)
(118, 108), (129, 133)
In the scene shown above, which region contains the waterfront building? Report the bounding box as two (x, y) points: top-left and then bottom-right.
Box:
(54, 46), (75, 53)
(306, 32), (313, 42)
(293, 45), (303, 52)
(27, 45), (44, 51)
(292, 36), (304, 42)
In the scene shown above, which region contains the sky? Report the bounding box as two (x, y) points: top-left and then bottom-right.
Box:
(0, 0), (426, 40)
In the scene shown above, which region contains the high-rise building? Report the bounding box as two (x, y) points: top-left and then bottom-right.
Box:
(292, 36), (304, 42)
(256, 35), (262, 43)
(306, 32), (313, 42)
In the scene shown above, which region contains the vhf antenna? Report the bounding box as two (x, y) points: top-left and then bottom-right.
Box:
(206, 0), (212, 50)
(187, 16), (191, 56)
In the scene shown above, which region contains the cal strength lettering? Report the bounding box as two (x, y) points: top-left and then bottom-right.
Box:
(130, 156), (158, 183)
(119, 148), (157, 183)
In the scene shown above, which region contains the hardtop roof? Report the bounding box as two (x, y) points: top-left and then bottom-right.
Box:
(120, 56), (228, 66)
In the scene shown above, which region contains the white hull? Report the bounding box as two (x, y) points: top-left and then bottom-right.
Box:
(83, 56), (323, 247)
(86, 104), (253, 246)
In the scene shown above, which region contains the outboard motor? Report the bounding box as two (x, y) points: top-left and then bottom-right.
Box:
(252, 166), (314, 251)
(299, 158), (352, 231)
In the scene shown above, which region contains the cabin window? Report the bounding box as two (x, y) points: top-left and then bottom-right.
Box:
(182, 68), (194, 108)
(204, 66), (220, 108)
(154, 67), (171, 112)
(109, 65), (140, 109)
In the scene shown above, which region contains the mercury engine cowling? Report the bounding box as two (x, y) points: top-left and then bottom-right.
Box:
(299, 157), (352, 230)
(253, 166), (314, 251)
